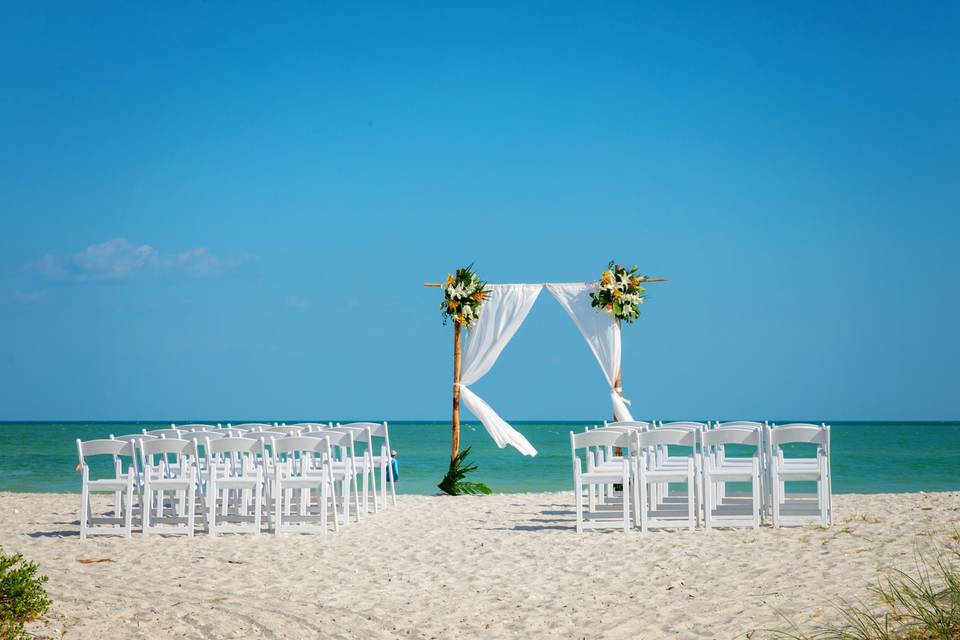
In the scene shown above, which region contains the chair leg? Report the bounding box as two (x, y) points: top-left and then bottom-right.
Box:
(80, 483), (89, 541)
(329, 475), (340, 533)
(574, 480), (583, 534)
(772, 462), (781, 528)
(125, 480), (133, 539)
(687, 468), (695, 532)
(253, 484), (262, 535)
(142, 484), (152, 536)
(187, 479), (196, 536)
(703, 470), (713, 530)
(274, 483), (282, 536)
(622, 475), (630, 533)
(639, 478), (648, 533)
(751, 459), (761, 529)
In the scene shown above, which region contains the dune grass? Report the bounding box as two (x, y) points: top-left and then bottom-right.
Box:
(770, 537), (960, 640)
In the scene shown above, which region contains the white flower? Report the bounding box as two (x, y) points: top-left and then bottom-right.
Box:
(617, 272), (633, 288)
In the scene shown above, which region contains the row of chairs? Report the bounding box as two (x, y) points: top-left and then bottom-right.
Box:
(570, 420), (832, 533)
(76, 421), (396, 540)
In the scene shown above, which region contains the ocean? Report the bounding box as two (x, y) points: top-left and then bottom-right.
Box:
(1, 421), (958, 496)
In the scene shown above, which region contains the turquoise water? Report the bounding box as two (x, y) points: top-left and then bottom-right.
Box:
(1, 421), (958, 495)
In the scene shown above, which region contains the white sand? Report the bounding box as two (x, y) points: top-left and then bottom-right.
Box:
(1, 491), (958, 639)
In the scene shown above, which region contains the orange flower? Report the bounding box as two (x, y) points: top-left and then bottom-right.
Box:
(456, 314), (464, 324)
(612, 289), (622, 298)
(446, 274), (455, 285)
(472, 292), (484, 301)
(448, 300), (458, 310)
(601, 272), (613, 285)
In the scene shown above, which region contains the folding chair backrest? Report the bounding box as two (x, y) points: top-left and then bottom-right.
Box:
(228, 423), (274, 432)
(571, 429), (633, 452)
(141, 437), (193, 457)
(702, 426), (760, 448)
(638, 428), (697, 449)
(604, 420), (650, 431)
(770, 424), (829, 448)
(714, 421), (764, 429)
(659, 421), (707, 431)
(78, 438), (131, 460)
(308, 429), (352, 449)
(336, 424), (373, 446)
(174, 423), (218, 432)
(181, 430), (227, 443)
(207, 437), (259, 454)
(288, 422), (329, 431)
(111, 433), (156, 445)
(142, 428), (183, 439)
(272, 435), (325, 456)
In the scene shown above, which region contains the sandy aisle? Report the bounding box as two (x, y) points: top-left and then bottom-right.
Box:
(1, 491), (958, 639)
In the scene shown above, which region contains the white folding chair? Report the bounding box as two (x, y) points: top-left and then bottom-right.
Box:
(701, 426), (762, 529)
(76, 439), (135, 540)
(109, 433), (156, 521)
(202, 437), (263, 535)
(367, 421), (397, 507)
(594, 421), (650, 505)
(303, 430), (360, 524)
(335, 423), (384, 515)
(769, 423), (832, 527)
(139, 438), (197, 536)
(271, 435), (338, 535)
(181, 431), (229, 523)
(634, 428), (697, 531)
(651, 421), (706, 508)
(570, 429), (633, 533)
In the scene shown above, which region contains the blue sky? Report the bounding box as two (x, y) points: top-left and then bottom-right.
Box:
(1, 3), (957, 421)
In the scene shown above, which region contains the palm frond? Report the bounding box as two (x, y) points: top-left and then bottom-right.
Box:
(438, 447), (492, 496)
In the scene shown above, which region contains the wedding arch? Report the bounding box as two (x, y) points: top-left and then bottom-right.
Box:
(425, 264), (666, 462)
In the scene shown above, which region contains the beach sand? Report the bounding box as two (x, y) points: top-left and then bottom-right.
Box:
(1, 491), (958, 639)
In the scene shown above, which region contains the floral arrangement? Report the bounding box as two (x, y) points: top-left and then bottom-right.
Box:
(590, 260), (647, 323)
(441, 265), (490, 327)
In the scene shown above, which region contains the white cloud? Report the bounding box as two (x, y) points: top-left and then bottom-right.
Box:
(29, 238), (254, 282)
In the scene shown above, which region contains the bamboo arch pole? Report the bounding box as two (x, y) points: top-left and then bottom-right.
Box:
(424, 278), (667, 462)
(451, 321), (462, 461)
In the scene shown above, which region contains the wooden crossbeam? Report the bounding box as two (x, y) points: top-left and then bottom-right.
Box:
(423, 278), (667, 287)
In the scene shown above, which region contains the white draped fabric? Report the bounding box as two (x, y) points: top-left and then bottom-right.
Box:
(457, 284), (542, 457)
(546, 283), (635, 422)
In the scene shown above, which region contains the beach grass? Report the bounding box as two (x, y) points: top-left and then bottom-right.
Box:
(769, 536), (960, 639)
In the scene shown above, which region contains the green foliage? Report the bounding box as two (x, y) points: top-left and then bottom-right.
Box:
(0, 547), (51, 640)
(440, 264), (490, 327)
(767, 538), (960, 640)
(438, 447), (492, 496)
(589, 260), (647, 323)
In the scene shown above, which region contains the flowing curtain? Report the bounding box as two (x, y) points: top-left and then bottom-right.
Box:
(545, 283), (635, 422)
(457, 284), (542, 457)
